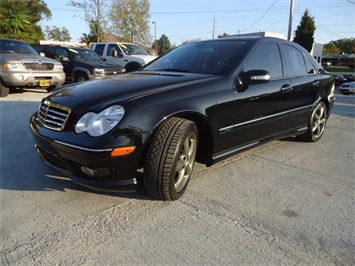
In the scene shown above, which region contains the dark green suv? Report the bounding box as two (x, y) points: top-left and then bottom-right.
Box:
(35, 45), (125, 83)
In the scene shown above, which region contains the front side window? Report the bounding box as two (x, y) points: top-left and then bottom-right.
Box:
(283, 44), (307, 76)
(107, 44), (120, 56)
(55, 48), (69, 61)
(243, 43), (283, 79)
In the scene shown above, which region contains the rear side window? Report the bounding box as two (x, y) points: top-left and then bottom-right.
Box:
(283, 44), (308, 76)
(94, 44), (105, 56)
(243, 43), (283, 79)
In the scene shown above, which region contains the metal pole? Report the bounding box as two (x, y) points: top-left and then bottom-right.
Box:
(287, 0), (294, 41)
(152, 22), (157, 55)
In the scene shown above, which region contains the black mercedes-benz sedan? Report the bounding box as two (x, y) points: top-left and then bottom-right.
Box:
(30, 36), (335, 200)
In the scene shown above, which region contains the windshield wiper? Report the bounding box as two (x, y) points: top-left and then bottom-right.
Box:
(163, 68), (192, 73)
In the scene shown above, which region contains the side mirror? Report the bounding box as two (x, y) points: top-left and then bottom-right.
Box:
(241, 70), (271, 84)
(39, 52), (45, 57)
(235, 70), (271, 93)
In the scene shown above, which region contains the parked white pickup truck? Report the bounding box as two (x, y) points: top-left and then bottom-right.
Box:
(91, 42), (157, 72)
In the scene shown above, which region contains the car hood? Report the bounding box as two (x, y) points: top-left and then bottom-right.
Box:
(0, 52), (59, 63)
(48, 71), (218, 110)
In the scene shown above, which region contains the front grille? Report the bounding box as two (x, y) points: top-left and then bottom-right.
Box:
(23, 61), (54, 71)
(38, 100), (71, 131)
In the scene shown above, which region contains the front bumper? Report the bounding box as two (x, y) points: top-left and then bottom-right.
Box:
(30, 115), (140, 192)
(339, 88), (355, 94)
(1, 70), (65, 88)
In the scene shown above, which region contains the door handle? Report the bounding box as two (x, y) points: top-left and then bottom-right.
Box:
(280, 84), (291, 93)
(312, 80), (320, 87)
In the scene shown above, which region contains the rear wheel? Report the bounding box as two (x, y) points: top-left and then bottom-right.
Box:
(144, 117), (198, 200)
(297, 101), (327, 142)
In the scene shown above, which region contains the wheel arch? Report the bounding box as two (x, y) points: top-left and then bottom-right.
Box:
(140, 111), (214, 167)
(72, 67), (90, 80)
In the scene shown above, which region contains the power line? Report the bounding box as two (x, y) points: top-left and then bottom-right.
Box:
(240, 0), (278, 32)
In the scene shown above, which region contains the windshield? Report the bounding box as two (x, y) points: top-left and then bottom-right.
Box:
(143, 39), (249, 75)
(0, 39), (39, 55)
(68, 48), (103, 61)
(120, 43), (149, 55)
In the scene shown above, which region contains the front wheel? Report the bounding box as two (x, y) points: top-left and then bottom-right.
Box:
(143, 117), (198, 201)
(297, 101), (327, 142)
(74, 73), (88, 82)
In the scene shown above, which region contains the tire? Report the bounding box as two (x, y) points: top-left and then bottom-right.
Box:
(75, 73), (88, 82)
(143, 117), (198, 200)
(0, 83), (9, 97)
(297, 101), (327, 142)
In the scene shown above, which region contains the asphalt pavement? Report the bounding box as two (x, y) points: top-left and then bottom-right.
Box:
(0, 88), (354, 265)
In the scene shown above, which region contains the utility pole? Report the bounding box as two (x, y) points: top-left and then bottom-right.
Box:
(287, 0), (294, 41)
(152, 21), (157, 55)
(212, 17), (216, 39)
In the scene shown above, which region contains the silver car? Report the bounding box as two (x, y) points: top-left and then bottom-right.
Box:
(339, 81), (355, 95)
(0, 38), (65, 97)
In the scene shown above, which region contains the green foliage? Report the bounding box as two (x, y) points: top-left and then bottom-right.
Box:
(0, 0), (51, 44)
(44, 26), (71, 42)
(323, 42), (340, 54)
(293, 9), (316, 52)
(109, 0), (150, 45)
(331, 38), (355, 54)
(158, 34), (171, 55)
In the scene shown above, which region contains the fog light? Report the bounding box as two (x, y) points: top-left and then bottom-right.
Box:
(17, 75), (25, 81)
(81, 166), (96, 177)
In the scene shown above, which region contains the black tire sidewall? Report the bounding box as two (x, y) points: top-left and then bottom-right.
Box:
(143, 117), (198, 200)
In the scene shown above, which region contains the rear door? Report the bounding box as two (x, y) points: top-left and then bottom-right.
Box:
(281, 43), (321, 130)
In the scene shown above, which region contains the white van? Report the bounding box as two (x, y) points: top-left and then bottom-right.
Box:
(91, 42), (157, 72)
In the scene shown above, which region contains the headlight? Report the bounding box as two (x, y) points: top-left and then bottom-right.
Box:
(75, 105), (125, 137)
(93, 68), (105, 75)
(54, 64), (63, 69)
(3, 62), (22, 69)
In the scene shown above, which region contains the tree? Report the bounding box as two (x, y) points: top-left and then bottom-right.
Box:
(293, 9), (316, 52)
(158, 34), (171, 55)
(0, 0), (51, 43)
(44, 26), (71, 41)
(323, 42), (340, 55)
(332, 38), (355, 54)
(68, 0), (110, 42)
(109, 0), (150, 45)
(218, 33), (229, 38)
